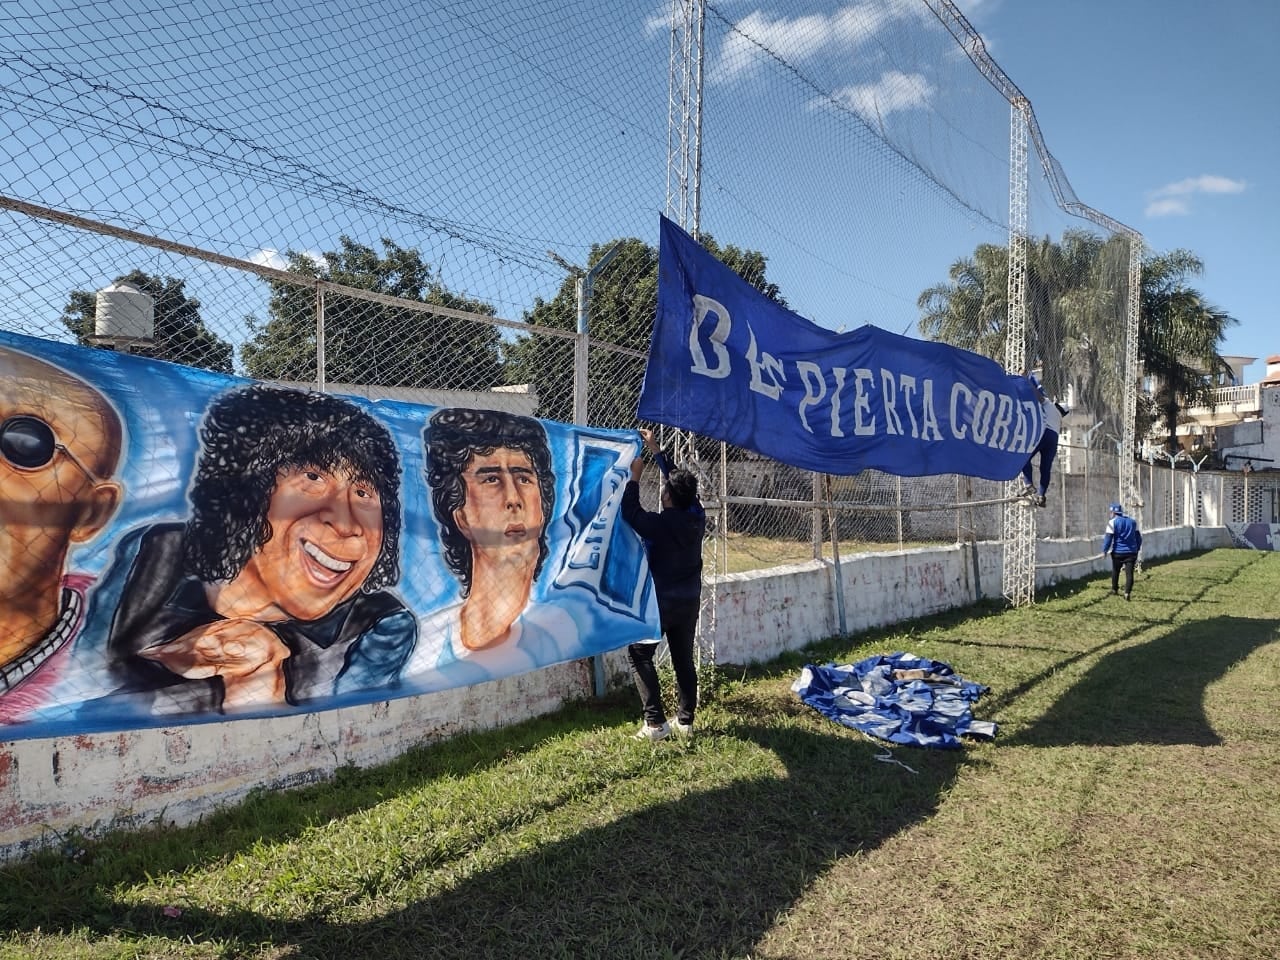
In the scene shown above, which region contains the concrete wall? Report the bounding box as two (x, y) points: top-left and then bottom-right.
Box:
(1218, 383), (1280, 469)
(0, 525), (1232, 862)
(1, 660), (595, 862)
(704, 525), (1229, 666)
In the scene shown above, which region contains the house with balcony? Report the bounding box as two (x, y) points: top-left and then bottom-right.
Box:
(1145, 354), (1280, 472)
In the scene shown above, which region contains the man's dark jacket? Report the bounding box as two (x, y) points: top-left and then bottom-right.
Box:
(621, 480), (704, 610)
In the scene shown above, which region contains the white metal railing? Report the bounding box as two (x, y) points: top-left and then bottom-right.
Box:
(1186, 383), (1261, 414)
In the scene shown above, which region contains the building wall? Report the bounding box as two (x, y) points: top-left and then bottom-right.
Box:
(0, 523), (1230, 863)
(1186, 383), (1279, 469)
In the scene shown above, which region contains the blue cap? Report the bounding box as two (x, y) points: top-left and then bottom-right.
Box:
(1109, 503), (1123, 514)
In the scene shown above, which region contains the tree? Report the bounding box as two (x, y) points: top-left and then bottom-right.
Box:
(916, 230), (1122, 404)
(916, 242), (1009, 361)
(917, 235), (1235, 451)
(241, 237), (501, 390)
(62, 270), (234, 373)
(503, 234), (786, 426)
(1138, 249), (1236, 452)
(1031, 231), (1131, 423)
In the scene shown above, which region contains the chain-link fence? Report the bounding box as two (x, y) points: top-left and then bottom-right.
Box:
(710, 441), (1125, 573)
(1140, 464), (1280, 529)
(2, 0), (1144, 658)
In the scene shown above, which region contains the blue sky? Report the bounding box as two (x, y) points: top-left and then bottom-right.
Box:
(2, 0), (1273, 385)
(968, 0), (1278, 378)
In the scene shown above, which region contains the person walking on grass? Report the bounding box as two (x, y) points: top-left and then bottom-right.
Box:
(621, 428), (704, 741)
(1101, 502), (1142, 601)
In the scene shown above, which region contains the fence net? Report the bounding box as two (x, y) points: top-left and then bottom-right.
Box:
(2, 1), (1143, 609)
(681, 1), (1138, 567)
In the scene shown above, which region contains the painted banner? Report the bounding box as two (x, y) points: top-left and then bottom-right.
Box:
(1227, 523), (1280, 550)
(0, 331), (657, 740)
(638, 215), (1044, 480)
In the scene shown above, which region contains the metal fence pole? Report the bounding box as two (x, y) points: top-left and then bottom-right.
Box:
(315, 286), (326, 392)
(577, 243), (621, 699)
(1084, 444), (1091, 535)
(1058, 456), (1067, 536)
(895, 476), (903, 547)
(811, 472), (822, 560)
(823, 475), (847, 636)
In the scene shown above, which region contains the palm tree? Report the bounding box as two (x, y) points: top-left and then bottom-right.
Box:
(1024, 230), (1107, 401)
(1138, 249), (1236, 452)
(917, 235), (1234, 452)
(1048, 231), (1132, 435)
(917, 230), (1112, 398)
(916, 243), (1008, 360)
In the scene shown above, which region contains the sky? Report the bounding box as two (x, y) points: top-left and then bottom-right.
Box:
(1, 0), (1275, 385)
(965, 0), (1279, 379)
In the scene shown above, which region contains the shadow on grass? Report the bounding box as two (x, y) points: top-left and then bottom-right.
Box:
(1008, 614), (1276, 747)
(6, 550), (1260, 954)
(998, 550), (1274, 747)
(7, 714), (965, 959)
(0, 694), (630, 925)
(227, 723), (959, 958)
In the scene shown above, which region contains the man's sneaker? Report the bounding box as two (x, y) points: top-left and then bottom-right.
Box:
(1124, 592), (1131, 602)
(633, 722), (670, 741)
(1034, 494), (1046, 508)
(671, 719), (694, 737)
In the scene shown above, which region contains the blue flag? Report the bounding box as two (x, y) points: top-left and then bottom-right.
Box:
(638, 216), (1043, 479)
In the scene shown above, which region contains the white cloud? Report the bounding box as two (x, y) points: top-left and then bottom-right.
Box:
(713, 10), (853, 83)
(828, 70), (934, 120)
(247, 248), (288, 270)
(1145, 174), (1246, 217)
(1152, 174), (1246, 198)
(246, 248), (326, 272)
(1144, 197), (1190, 218)
(708, 1), (931, 84)
(954, 0), (1000, 17)
(642, 5), (667, 35)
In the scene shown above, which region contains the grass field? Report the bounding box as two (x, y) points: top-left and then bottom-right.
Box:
(2, 548), (1277, 959)
(717, 530), (936, 573)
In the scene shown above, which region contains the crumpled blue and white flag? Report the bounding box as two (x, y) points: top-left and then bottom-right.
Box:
(791, 652), (996, 749)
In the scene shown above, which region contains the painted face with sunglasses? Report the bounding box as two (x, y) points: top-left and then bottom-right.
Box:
(0, 347), (122, 680)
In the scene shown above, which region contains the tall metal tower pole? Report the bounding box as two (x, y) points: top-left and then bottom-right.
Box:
(1122, 240), (1142, 514)
(666, 0), (704, 236)
(1002, 98), (1036, 607)
(666, 0), (718, 688)
(932, 0), (1144, 603)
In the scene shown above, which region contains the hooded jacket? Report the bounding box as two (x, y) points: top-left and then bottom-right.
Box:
(1103, 512), (1142, 555)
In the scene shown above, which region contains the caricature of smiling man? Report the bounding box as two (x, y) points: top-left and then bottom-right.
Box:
(217, 462), (384, 623)
(98, 385), (415, 713)
(0, 346), (123, 721)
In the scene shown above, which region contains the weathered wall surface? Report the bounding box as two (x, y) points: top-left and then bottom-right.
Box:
(0, 526), (1232, 862)
(1, 659), (594, 861)
(1225, 522), (1280, 550)
(705, 525), (1229, 667)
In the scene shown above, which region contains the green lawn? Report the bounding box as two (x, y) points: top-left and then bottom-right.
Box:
(2, 548), (1277, 959)
(717, 530), (940, 573)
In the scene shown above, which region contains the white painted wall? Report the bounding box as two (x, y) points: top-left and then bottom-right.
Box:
(1218, 384), (1280, 472)
(1, 660), (594, 861)
(0, 525), (1231, 862)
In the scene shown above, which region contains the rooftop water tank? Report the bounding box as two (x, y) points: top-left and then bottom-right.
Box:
(92, 281), (154, 345)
